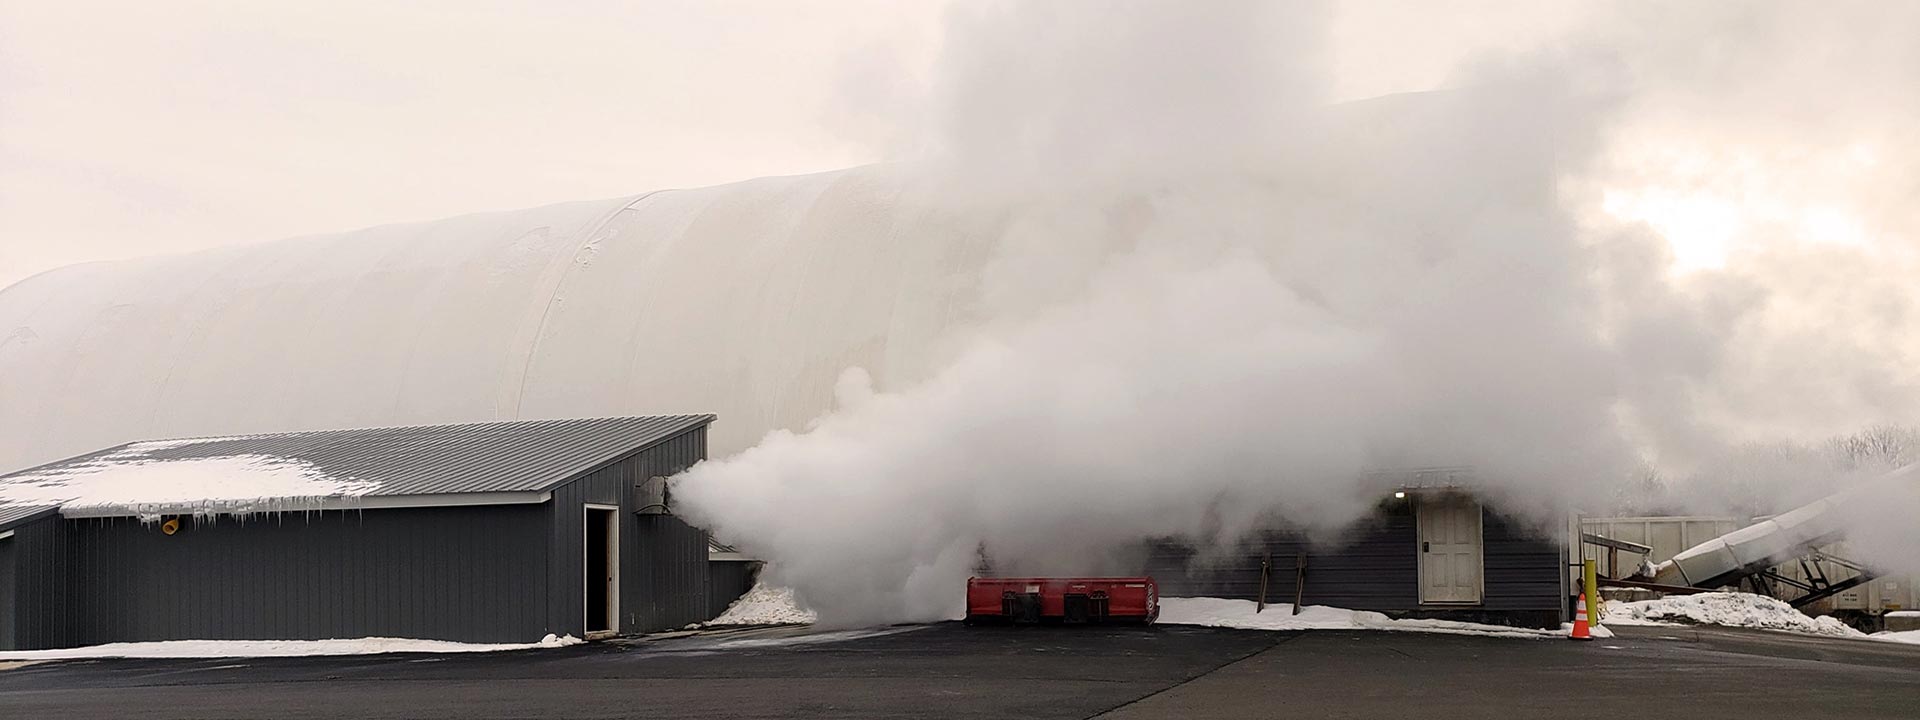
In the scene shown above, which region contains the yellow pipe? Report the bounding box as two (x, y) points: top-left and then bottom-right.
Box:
(1584, 559), (1601, 624)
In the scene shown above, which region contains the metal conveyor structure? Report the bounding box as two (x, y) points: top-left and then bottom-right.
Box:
(1647, 463), (1917, 607)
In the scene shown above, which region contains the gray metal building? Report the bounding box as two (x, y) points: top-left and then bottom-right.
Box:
(1140, 479), (1569, 629)
(0, 415), (738, 650)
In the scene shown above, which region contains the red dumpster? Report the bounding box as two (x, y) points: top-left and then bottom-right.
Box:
(964, 577), (1159, 625)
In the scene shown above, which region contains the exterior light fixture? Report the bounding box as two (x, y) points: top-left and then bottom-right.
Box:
(1393, 491), (1406, 499)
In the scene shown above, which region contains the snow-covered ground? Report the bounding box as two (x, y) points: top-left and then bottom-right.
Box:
(701, 585), (1566, 639)
(706, 583), (818, 626)
(1604, 592), (1862, 638)
(1871, 630), (1920, 645)
(0, 634), (582, 660)
(1157, 597), (1565, 639)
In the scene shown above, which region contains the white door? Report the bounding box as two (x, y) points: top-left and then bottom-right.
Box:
(1418, 495), (1484, 604)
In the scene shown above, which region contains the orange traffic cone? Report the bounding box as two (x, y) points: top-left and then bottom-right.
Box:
(1570, 592), (1593, 641)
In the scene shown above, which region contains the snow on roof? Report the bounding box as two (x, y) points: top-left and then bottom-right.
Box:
(0, 415), (711, 520)
(0, 443), (375, 521)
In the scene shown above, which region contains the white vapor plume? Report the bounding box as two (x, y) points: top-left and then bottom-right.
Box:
(675, 0), (1920, 625)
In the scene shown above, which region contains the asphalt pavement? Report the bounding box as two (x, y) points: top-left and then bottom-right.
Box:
(1, 623), (1915, 719)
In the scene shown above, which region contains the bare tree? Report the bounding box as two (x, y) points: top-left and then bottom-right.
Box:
(1826, 423), (1919, 471)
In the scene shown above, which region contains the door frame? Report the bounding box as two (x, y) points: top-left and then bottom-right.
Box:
(1415, 493), (1485, 605)
(584, 503), (620, 636)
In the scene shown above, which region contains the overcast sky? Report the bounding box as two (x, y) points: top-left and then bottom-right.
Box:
(0, 1), (1593, 289)
(2, 1), (1915, 466)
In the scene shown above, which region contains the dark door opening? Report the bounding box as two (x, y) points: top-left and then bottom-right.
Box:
(586, 506), (617, 634)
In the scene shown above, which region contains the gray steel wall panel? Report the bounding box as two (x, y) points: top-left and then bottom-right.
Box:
(1481, 512), (1564, 612)
(13, 505), (550, 650)
(546, 473), (592, 636)
(707, 560), (761, 619)
(0, 534), (14, 650)
(6, 422), (717, 649)
(546, 425), (711, 636)
(1140, 503), (1419, 609)
(10, 514), (74, 649)
(631, 516), (711, 631)
(626, 429), (711, 631)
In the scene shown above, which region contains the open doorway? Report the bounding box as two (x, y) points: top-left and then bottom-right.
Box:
(585, 505), (619, 636)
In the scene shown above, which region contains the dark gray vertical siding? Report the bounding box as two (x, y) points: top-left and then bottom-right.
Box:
(10, 505), (551, 650)
(707, 560), (761, 619)
(0, 534), (14, 650)
(625, 428), (711, 631)
(1142, 501), (1419, 610)
(7, 421), (718, 649)
(10, 514), (75, 649)
(1140, 497), (1566, 628)
(1482, 510), (1565, 615)
(545, 470), (600, 637)
(545, 425), (712, 636)
(630, 516), (710, 631)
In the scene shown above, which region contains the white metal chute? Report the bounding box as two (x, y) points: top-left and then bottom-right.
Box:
(1654, 463), (1917, 588)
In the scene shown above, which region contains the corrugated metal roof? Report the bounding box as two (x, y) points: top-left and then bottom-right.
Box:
(1367, 466), (1476, 490)
(0, 503), (58, 532)
(0, 415), (713, 500)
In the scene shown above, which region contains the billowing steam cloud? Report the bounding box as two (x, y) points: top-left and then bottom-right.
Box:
(676, 1), (1920, 624)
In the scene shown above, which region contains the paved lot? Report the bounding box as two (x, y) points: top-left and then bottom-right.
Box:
(2, 624), (1916, 719)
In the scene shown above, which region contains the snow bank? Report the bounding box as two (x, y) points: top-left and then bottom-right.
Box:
(1157, 597), (1560, 639)
(1604, 592), (1863, 637)
(0, 634), (582, 660)
(707, 583), (818, 626)
(0, 439), (378, 520)
(1157, 597), (1358, 630)
(699, 590), (1562, 638)
(1871, 630), (1920, 645)
(1578, 623), (1616, 639)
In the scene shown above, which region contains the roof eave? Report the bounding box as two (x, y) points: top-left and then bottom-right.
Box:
(56, 490), (554, 519)
(531, 414), (716, 493)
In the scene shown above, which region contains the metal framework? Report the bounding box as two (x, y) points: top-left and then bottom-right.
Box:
(1744, 550), (1880, 608)
(1581, 532), (1654, 581)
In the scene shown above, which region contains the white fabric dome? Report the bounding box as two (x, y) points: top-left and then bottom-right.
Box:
(0, 166), (1002, 472)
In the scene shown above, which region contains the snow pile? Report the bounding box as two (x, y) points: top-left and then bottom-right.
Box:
(1576, 623), (1616, 639)
(699, 591), (1562, 639)
(1158, 597), (1560, 639)
(0, 634), (582, 660)
(1604, 592), (1863, 637)
(0, 439), (378, 520)
(707, 583), (818, 626)
(1871, 630), (1920, 645)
